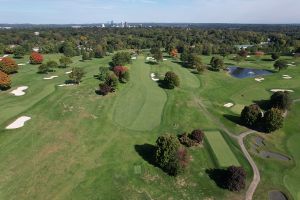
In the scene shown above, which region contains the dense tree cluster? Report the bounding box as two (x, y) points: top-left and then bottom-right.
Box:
(240, 104), (262, 127)
(112, 52), (131, 66)
(270, 91), (292, 110)
(164, 71), (180, 89)
(263, 108), (284, 133)
(226, 166), (247, 192)
(69, 67), (85, 84)
(179, 129), (205, 147)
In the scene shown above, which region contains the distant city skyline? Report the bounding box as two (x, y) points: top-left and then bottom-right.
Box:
(0, 0), (299, 24)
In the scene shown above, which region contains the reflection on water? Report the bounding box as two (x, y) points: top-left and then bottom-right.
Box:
(228, 66), (273, 78)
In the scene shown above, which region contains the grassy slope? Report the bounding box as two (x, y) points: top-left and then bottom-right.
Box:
(0, 54), (249, 200)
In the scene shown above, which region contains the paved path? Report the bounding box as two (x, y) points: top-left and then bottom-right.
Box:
(196, 99), (259, 200)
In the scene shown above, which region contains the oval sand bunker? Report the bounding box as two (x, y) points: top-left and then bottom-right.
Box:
(6, 116), (31, 129)
(10, 86), (28, 96)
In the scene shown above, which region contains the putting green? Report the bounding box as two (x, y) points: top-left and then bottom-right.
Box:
(112, 56), (167, 131)
(205, 131), (240, 167)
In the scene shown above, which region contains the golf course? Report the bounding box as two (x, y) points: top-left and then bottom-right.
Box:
(0, 52), (299, 200)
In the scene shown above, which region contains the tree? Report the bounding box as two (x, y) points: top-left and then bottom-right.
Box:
(227, 166), (247, 192)
(105, 73), (119, 89)
(196, 64), (207, 74)
(99, 83), (114, 96)
(0, 71), (11, 90)
(14, 46), (26, 58)
(30, 52), (44, 64)
(46, 60), (58, 69)
(238, 50), (248, 58)
(187, 54), (203, 69)
(240, 104), (262, 127)
(190, 129), (205, 143)
(99, 67), (110, 81)
(62, 42), (77, 57)
(151, 47), (163, 62)
(0, 57), (18, 74)
(210, 56), (224, 71)
(38, 64), (50, 74)
(112, 52), (131, 66)
(270, 91), (292, 110)
(59, 56), (73, 68)
(155, 134), (188, 176)
(94, 45), (105, 58)
(170, 49), (178, 58)
(69, 67), (85, 84)
(263, 108), (284, 133)
(234, 55), (243, 64)
(274, 59), (288, 71)
(271, 53), (280, 60)
(82, 51), (89, 61)
(255, 51), (265, 58)
(88, 51), (95, 59)
(164, 71), (180, 89)
(180, 51), (189, 63)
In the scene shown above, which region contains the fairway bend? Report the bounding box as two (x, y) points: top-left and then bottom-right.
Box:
(196, 99), (259, 200)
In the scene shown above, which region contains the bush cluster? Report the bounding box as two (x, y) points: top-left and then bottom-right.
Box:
(0, 71), (11, 90)
(30, 52), (44, 64)
(0, 57), (18, 74)
(178, 129), (205, 147)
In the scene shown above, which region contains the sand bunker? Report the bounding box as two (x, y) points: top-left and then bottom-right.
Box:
(163, 58), (168, 61)
(282, 75), (292, 79)
(131, 57), (137, 60)
(58, 84), (75, 87)
(65, 71), (72, 74)
(18, 63), (26, 66)
(287, 64), (296, 67)
(150, 73), (159, 81)
(10, 86), (28, 96)
(224, 103), (234, 108)
(43, 76), (58, 80)
(255, 77), (265, 82)
(146, 57), (155, 61)
(270, 89), (294, 93)
(6, 116), (31, 129)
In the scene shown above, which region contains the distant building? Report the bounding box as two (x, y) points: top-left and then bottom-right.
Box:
(32, 47), (40, 52)
(0, 27), (12, 29)
(34, 32), (40, 36)
(124, 22), (128, 28)
(235, 45), (254, 50)
(101, 24), (105, 28)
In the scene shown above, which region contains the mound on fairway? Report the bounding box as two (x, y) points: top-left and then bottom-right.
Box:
(112, 57), (167, 131)
(205, 131), (240, 167)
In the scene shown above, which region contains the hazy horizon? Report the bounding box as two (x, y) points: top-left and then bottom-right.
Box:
(0, 0), (299, 24)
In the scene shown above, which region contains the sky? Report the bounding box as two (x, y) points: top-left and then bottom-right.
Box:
(0, 0), (299, 24)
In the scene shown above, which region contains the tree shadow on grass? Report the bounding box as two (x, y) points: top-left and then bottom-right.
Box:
(206, 168), (228, 189)
(253, 100), (271, 111)
(145, 61), (158, 65)
(223, 114), (266, 132)
(223, 114), (243, 126)
(135, 144), (157, 167)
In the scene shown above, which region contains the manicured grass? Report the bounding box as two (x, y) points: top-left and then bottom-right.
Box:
(0, 52), (299, 199)
(205, 131), (240, 167)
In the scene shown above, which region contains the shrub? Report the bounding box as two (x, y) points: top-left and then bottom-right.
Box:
(38, 64), (50, 74)
(240, 104), (262, 127)
(227, 166), (246, 192)
(238, 50), (248, 58)
(0, 71), (11, 90)
(155, 134), (187, 176)
(164, 71), (180, 89)
(14, 46), (26, 58)
(255, 51), (265, 57)
(30, 52), (44, 64)
(69, 67), (85, 84)
(170, 49), (178, 58)
(0, 57), (18, 74)
(178, 133), (196, 147)
(113, 66), (128, 78)
(59, 56), (73, 68)
(263, 108), (284, 133)
(99, 83), (114, 96)
(46, 60), (58, 69)
(94, 45), (105, 58)
(190, 129), (205, 143)
(270, 91), (292, 110)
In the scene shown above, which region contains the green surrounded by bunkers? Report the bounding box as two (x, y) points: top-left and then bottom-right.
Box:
(205, 131), (240, 167)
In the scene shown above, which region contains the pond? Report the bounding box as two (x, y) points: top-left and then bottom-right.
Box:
(228, 66), (273, 79)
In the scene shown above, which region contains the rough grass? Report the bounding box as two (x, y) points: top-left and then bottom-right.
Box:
(205, 131), (240, 167)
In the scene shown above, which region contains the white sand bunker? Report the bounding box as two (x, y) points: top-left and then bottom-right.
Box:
(43, 76), (58, 80)
(6, 116), (31, 129)
(270, 89), (294, 93)
(58, 84), (75, 87)
(224, 103), (234, 108)
(18, 63), (26, 66)
(131, 57), (137, 60)
(65, 71), (72, 74)
(255, 77), (265, 82)
(282, 75), (292, 79)
(287, 64), (296, 67)
(146, 57), (155, 61)
(163, 58), (168, 61)
(150, 73), (159, 81)
(10, 86), (28, 96)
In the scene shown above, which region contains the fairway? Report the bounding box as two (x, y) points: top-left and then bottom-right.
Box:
(205, 131), (240, 167)
(112, 56), (167, 131)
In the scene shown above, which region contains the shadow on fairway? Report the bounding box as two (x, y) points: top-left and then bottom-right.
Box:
(135, 144), (157, 167)
(223, 114), (242, 126)
(253, 100), (271, 111)
(206, 168), (228, 189)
